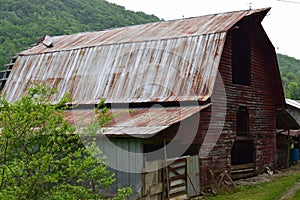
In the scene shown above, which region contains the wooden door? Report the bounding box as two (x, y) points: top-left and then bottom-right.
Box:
(187, 155), (200, 197)
(143, 160), (163, 200)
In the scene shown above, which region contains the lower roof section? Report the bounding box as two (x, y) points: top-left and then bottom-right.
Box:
(279, 129), (300, 137)
(64, 103), (210, 138)
(276, 110), (300, 130)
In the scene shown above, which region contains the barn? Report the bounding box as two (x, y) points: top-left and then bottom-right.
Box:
(1, 7), (286, 199)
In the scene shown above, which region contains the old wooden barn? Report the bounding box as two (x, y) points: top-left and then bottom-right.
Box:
(1, 7), (287, 199)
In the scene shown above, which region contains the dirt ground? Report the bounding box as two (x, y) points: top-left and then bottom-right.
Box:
(234, 164), (300, 186)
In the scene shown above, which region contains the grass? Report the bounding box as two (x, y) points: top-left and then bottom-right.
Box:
(291, 189), (300, 200)
(202, 170), (300, 200)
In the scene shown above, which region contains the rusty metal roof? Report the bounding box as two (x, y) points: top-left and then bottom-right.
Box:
(19, 8), (270, 55)
(2, 8), (270, 104)
(64, 104), (210, 137)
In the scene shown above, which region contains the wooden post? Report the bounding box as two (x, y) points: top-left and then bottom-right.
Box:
(287, 129), (290, 168)
(164, 140), (170, 199)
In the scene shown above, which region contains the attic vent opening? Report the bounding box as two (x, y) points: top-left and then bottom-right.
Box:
(232, 26), (251, 86)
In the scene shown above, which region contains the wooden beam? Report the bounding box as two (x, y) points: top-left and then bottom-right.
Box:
(287, 129), (291, 168)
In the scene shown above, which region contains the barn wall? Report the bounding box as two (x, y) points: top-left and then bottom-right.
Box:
(95, 138), (143, 199)
(199, 19), (279, 187)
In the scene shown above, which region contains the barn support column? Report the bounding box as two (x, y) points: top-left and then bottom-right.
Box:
(287, 129), (290, 168)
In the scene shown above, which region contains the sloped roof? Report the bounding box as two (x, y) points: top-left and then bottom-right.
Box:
(276, 110), (300, 130)
(286, 99), (300, 110)
(280, 129), (300, 137)
(2, 8), (270, 104)
(19, 8), (270, 56)
(64, 104), (210, 137)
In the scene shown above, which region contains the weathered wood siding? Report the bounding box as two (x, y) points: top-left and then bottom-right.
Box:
(95, 138), (143, 198)
(199, 18), (279, 187)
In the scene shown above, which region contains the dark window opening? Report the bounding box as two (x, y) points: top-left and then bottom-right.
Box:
(232, 27), (251, 85)
(231, 140), (254, 165)
(237, 106), (249, 135)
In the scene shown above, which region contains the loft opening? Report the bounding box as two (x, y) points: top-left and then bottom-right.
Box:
(236, 106), (249, 136)
(231, 24), (251, 85)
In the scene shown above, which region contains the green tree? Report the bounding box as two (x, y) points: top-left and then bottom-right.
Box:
(0, 84), (131, 199)
(277, 54), (300, 100)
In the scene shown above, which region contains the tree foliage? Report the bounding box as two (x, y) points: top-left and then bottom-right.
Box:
(0, 0), (160, 68)
(0, 84), (131, 199)
(277, 53), (300, 100)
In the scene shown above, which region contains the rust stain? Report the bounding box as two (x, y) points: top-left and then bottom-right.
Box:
(64, 104), (210, 136)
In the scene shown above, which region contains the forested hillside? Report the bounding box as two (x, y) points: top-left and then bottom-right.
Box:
(0, 0), (299, 99)
(277, 54), (300, 100)
(0, 0), (160, 67)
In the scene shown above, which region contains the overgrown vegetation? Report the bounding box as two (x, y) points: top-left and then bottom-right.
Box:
(0, 84), (132, 199)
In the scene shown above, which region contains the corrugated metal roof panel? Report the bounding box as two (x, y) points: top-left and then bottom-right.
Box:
(286, 99), (300, 110)
(2, 8), (271, 104)
(4, 34), (225, 103)
(104, 126), (166, 137)
(19, 8), (270, 55)
(64, 104), (210, 137)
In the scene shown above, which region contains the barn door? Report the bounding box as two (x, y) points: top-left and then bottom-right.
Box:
(165, 156), (200, 199)
(165, 157), (187, 198)
(143, 156), (200, 199)
(231, 140), (255, 179)
(187, 155), (200, 197)
(143, 160), (163, 200)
